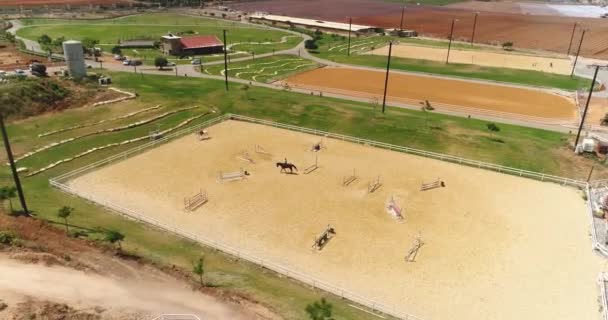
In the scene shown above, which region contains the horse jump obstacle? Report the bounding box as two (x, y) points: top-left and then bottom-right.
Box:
(420, 178), (445, 191)
(184, 189), (208, 211)
(195, 129), (210, 141)
(386, 196), (404, 220)
(312, 225), (336, 251)
(342, 169), (357, 186)
(405, 237), (424, 262)
(304, 155), (319, 174)
(368, 175), (382, 193)
(237, 150), (255, 164)
(255, 144), (271, 155)
(311, 140), (323, 152)
(219, 168), (246, 182)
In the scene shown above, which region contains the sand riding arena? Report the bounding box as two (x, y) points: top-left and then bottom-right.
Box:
(54, 115), (602, 320)
(284, 67), (577, 124)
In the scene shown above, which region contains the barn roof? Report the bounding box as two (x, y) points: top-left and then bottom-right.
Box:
(180, 35), (224, 49)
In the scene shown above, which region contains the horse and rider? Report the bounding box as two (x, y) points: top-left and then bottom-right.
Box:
(276, 158), (297, 173)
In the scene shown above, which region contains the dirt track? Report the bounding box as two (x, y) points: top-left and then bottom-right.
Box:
(367, 44), (572, 74)
(285, 67), (576, 122)
(69, 120), (604, 320)
(229, 0), (608, 59)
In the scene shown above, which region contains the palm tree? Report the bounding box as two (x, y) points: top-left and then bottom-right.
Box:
(192, 256), (205, 287)
(104, 230), (125, 250)
(56, 206), (73, 233)
(305, 298), (334, 320)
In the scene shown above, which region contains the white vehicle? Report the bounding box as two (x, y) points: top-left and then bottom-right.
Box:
(168, 62), (176, 67)
(122, 60), (131, 66)
(191, 59), (201, 65)
(0, 70), (7, 78)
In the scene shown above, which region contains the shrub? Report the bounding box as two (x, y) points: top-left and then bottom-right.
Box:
(0, 231), (15, 245)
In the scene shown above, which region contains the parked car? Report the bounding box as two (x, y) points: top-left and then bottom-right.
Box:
(14, 69), (27, 77)
(86, 63), (93, 69)
(0, 70), (6, 78)
(168, 62), (176, 67)
(191, 59), (201, 65)
(114, 54), (126, 61)
(122, 60), (131, 66)
(30, 63), (47, 76)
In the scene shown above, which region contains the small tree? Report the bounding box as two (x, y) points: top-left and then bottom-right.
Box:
(192, 256), (205, 286)
(487, 123), (500, 138)
(111, 46), (122, 55)
(502, 41), (514, 51)
(104, 230), (125, 250)
(81, 37), (99, 56)
(305, 298), (334, 320)
(0, 186), (16, 213)
(305, 39), (318, 50)
(56, 206), (74, 234)
(37, 34), (52, 46)
(154, 56), (169, 70)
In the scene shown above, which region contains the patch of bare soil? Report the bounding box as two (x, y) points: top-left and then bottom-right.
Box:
(0, 214), (282, 320)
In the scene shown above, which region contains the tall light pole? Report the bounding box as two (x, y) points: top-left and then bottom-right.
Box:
(223, 29), (229, 91)
(571, 29), (586, 78)
(574, 64), (606, 149)
(381, 41), (393, 114)
(470, 12), (479, 45)
(347, 17), (352, 56)
(446, 19), (457, 64)
(0, 113), (28, 215)
(566, 22), (577, 56)
(399, 1), (406, 31)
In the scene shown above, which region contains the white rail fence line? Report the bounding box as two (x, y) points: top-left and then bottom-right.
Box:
(49, 113), (599, 320)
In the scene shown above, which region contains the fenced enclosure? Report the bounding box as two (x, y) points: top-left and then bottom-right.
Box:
(50, 113), (599, 320)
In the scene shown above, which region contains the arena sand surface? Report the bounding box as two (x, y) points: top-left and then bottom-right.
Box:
(69, 120), (603, 320)
(285, 67), (576, 122)
(367, 44), (572, 75)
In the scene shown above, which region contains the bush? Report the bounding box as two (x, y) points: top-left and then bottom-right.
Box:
(0, 78), (71, 118)
(305, 39), (318, 50)
(0, 231), (15, 245)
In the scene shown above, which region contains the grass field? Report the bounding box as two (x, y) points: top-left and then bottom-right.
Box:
(1, 72), (604, 319)
(203, 55), (319, 83)
(16, 14), (302, 63)
(310, 34), (588, 90)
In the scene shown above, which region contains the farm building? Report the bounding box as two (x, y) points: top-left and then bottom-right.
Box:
(248, 13), (380, 36)
(160, 33), (224, 56)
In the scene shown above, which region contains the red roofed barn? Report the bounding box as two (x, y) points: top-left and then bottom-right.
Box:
(161, 33), (224, 56)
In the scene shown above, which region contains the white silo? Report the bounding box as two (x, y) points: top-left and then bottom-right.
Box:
(62, 40), (87, 79)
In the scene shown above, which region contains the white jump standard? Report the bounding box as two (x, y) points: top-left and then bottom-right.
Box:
(368, 175), (382, 193)
(184, 189), (208, 211)
(342, 169), (357, 186)
(304, 155), (319, 174)
(421, 178), (445, 191)
(405, 237), (424, 262)
(195, 129), (210, 141)
(237, 150), (255, 164)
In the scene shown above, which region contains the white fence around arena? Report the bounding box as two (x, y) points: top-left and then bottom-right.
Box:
(50, 113), (595, 320)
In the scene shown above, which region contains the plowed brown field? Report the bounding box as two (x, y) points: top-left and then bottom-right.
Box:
(229, 0), (608, 59)
(285, 67), (576, 122)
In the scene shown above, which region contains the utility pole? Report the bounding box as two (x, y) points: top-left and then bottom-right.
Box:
(470, 12), (479, 45)
(446, 19), (457, 64)
(0, 113), (28, 215)
(381, 41), (393, 114)
(399, 0), (406, 31)
(571, 29), (586, 78)
(347, 17), (352, 56)
(223, 29), (229, 91)
(566, 22), (577, 56)
(574, 64), (605, 149)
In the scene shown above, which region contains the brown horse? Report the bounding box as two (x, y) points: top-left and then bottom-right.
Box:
(276, 162), (298, 173)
